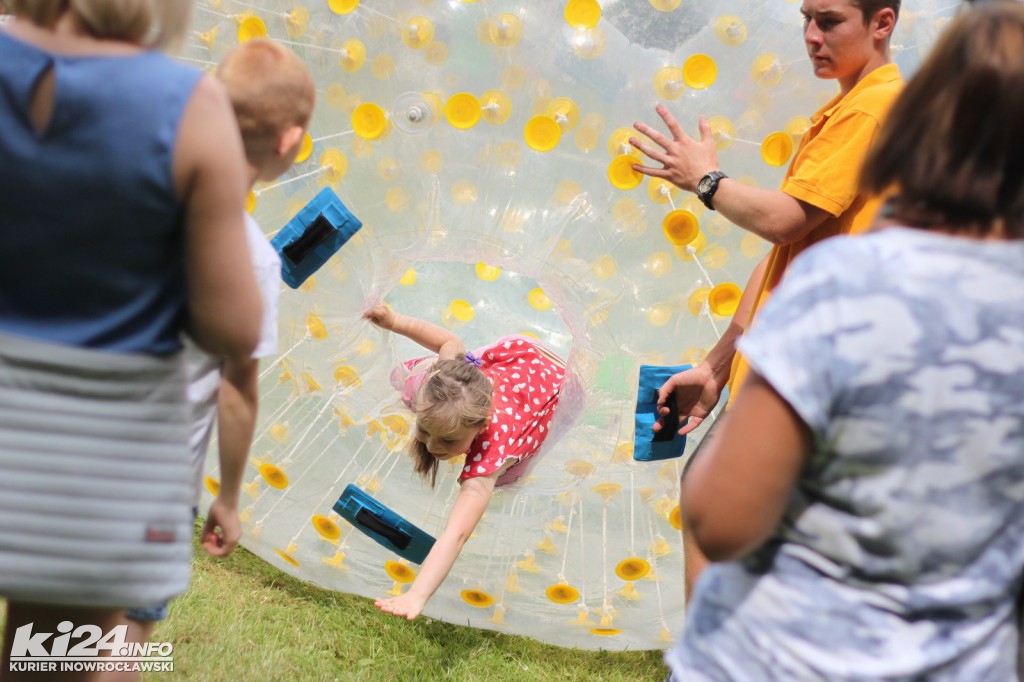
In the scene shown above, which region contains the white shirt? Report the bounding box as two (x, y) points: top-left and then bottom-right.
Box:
(185, 214), (281, 508)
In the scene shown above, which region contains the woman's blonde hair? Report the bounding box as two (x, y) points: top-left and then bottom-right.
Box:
(411, 360), (493, 488)
(11, 0), (194, 49)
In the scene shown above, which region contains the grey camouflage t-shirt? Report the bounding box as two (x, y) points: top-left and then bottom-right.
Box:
(668, 227), (1024, 681)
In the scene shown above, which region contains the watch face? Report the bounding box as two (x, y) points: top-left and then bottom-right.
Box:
(698, 176), (712, 194)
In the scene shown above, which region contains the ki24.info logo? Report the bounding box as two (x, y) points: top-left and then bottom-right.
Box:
(8, 622), (174, 674)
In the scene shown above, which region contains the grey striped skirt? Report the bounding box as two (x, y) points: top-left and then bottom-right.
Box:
(0, 332), (194, 608)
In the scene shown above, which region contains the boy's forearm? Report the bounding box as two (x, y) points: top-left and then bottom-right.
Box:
(215, 358), (260, 509)
(713, 181), (828, 246)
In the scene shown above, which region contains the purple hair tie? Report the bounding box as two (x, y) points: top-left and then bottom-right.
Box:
(464, 352), (483, 367)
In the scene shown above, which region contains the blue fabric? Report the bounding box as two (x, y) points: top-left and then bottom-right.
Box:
(124, 602), (170, 623)
(333, 484), (436, 564)
(633, 364), (690, 462)
(272, 187), (362, 289)
(0, 31), (203, 353)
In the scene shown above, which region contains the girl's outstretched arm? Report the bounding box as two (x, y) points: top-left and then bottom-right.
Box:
(374, 474), (497, 620)
(364, 303), (464, 360)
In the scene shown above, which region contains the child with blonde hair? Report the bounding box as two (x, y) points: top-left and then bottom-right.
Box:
(105, 38), (315, 680)
(364, 304), (567, 620)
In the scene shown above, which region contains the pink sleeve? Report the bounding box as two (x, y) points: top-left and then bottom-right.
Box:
(391, 356), (434, 409)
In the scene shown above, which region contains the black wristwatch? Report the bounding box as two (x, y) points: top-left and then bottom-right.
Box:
(696, 170), (728, 210)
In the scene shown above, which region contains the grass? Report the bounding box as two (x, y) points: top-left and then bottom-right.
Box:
(2, 527), (668, 681)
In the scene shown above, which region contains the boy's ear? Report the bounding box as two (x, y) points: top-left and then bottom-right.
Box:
(873, 7), (897, 40)
(278, 124), (304, 159)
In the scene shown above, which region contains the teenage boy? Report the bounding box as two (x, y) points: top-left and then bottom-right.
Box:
(631, 0), (903, 597)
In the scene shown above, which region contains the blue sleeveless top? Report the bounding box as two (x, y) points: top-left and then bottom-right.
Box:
(0, 29), (203, 354)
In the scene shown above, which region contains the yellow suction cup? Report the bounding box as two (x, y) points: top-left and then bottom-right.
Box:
(286, 7), (310, 39)
(546, 583), (580, 604)
(295, 132), (313, 163)
(480, 89), (512, 125)
(319, 149), (348, 183)
(402, 16), (435, 49)
(653, 66), (685, 100)
(708, 282), (742, 316)
(714, 15), (747, 46)
(237, 15), (267, 43)
(461, 589), (495, 608)
(352, 102), (388, 140)
(444, 93), (482, 130)
(525, 116), (562, 152)
(545, 97), (580, 132)
(608, 155), (643, 190)
(476, 262), (502, 281)
(662, 209), (699, 245)
(565, 0), (601, 29)
(528, 288), (553, 311)
(682, 53), (718, 90)
(752, 53), (784, 88)
(489, 13), (524, 47)
(339, 39), (366, 73)
(328, 0), (359, 14)
(760, 131), (794, 167)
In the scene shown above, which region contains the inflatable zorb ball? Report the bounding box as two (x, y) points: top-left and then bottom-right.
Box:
(188, 0), (955, 650)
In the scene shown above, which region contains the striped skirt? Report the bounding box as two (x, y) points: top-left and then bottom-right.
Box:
(0, 332), (194, 608)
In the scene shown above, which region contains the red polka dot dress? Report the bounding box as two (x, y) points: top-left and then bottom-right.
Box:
(392, 335), (565, 487)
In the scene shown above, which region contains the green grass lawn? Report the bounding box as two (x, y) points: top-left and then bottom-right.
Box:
(2, 530), (668, 681)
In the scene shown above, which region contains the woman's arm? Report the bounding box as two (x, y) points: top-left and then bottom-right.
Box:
(364, 304), (465, 360)
(175, 75), (261, 361)
(374, 475), (496, 620)
(681, 372), (811, 561)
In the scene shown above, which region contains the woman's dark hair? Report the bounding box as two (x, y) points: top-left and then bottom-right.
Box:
(861, 3), (1024, 238)
(410, 359), (492, 488)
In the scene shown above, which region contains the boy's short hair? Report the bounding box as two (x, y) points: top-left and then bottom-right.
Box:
(11, 0), (193, 49)
(853, 0), (900, 22)
(216, 39), (316, 164)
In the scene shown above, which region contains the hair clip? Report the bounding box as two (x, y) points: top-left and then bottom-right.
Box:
(464, 352), (483, 367)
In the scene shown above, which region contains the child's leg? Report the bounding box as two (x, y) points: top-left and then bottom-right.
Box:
(93, 603), (167, 682)
(2, 602), (123, 682)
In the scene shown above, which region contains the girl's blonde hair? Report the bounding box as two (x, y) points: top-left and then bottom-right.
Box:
(411, 359), (493, 488)
(11, 0), (194, 49)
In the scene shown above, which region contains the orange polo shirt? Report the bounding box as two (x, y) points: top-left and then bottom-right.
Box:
(729, 63), (903, 402)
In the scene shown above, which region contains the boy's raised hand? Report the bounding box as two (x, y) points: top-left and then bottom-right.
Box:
(630, 105), (719, 193)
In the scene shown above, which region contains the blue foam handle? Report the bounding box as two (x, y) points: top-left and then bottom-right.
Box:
(271, 187), (362, 289)
(333, 484), (436, 564)
(633, 364), (692, 462)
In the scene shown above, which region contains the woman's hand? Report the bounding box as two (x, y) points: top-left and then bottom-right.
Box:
(375, 591), (428, 620)
(364, 302), (397, 330)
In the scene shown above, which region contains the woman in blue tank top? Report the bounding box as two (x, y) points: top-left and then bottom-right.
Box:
(0, 1), (262, 667)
